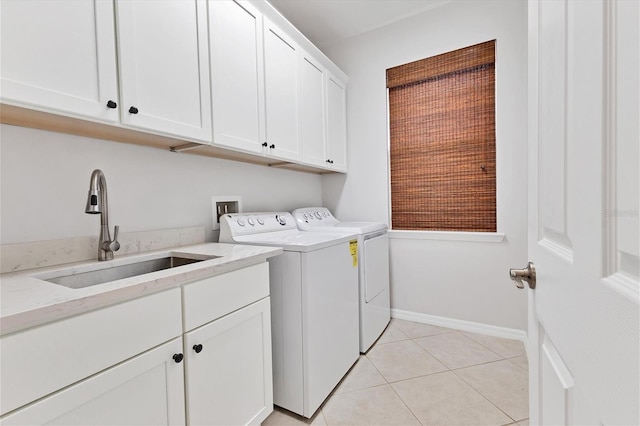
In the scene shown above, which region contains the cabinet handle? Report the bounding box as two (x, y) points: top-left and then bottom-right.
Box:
(269, 144), (275, 149)
(193, 344), (203, 354)
(173, 353), (184, 363)
(106, 100), (117, 109)
(326, 159), (334, 164)
(128, 106), (139, 114)
(262, 142), (268, 147)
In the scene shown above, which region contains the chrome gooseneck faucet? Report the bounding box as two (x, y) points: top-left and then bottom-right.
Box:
(85, 169), (120, 261)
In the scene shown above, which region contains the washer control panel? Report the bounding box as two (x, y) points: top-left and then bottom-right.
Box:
(292, 207), (339, 228)
(219, 212), (297, 240)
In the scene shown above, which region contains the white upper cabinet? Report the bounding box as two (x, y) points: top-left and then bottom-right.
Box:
(0, 0), (119, 122)
(263, 18), (301, 162)
(299, 52), (327, 168)
(209, 2), (302, 163)
(326, 72), (348, 172)
(209, 0), (265, 154)
(0, 0), (347, 173)
(115, 0), (212, 141)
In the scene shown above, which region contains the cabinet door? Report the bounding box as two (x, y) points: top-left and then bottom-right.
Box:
(115, 0), (212, 141)
(263, 18), (301, 162)
(299, 52), (327, 168)
(0, 0), (119, 122)
(184, 298), (273, 426)
(326, 72), (348, 172)
(210, 0), (266, 154)
(1, 338), (186, 426)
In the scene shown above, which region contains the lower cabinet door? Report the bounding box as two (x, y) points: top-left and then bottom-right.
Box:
(1, 338), (186, 426)
(184, 298), (273, 426)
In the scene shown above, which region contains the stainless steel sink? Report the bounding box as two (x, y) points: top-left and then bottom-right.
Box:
(42, 255), (220, 289)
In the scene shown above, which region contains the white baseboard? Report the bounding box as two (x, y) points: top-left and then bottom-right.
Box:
(391, 308), (528, 347)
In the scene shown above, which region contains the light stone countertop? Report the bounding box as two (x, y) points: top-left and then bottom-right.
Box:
(0, 243), (282, 336)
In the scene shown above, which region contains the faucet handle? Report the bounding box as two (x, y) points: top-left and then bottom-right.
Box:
(110, 225), (120, 252)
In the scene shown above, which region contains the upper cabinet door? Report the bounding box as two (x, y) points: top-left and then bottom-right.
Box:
(263, 18), (301, 162)
(326, 72), (348, 172)
(0, 0), (119, 122)
(115, 0), (212, 142)
(299, 52), (327, 168)
(209, 0), (265, 154)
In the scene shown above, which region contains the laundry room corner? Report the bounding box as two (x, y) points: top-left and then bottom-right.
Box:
(321, 0), (529, 334)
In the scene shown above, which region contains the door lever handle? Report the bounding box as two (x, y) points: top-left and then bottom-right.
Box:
(509, 262), (536, 289)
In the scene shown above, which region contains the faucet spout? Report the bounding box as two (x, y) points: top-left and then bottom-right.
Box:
(85, 169), (119, 261)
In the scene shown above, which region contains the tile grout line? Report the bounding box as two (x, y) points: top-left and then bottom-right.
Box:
(386, 377), (428, 426)
(450, 365), (518, 424)
(410, 332), (523, 424)
(323, 322), (528, 425)
(462, 331), (528, 360)
(414, 331), (527, 374)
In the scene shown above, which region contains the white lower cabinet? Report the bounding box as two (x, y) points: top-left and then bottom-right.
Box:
(0, 263), (273, 426)
(1, 338), (186, 425)
(184, 298), (273, 425)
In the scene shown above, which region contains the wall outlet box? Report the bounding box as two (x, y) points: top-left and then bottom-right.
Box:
(211, 196), (242, 230)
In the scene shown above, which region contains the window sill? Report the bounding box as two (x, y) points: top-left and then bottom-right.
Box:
(388, 230), (505, 243)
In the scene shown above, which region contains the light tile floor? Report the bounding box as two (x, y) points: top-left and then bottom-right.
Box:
(262, 319), (528, 426)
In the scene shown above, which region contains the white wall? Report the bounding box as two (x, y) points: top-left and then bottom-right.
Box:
(0, 124), (322, 244)
(321, 0), (528, 330)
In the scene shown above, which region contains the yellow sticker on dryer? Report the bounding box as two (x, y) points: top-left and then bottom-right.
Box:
(349, 240), (358, 267)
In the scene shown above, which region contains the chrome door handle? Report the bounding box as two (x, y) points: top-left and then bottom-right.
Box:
(509, 262), (536, 289)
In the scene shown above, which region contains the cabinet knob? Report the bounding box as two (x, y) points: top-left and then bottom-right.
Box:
(269, 144), (275, 149)
(193, 344), (203, 354)
(173, 353), (184, 363)
(106, 100), (117, 109)
(128, 106), (139, 114)
(262, 142), (268, 147)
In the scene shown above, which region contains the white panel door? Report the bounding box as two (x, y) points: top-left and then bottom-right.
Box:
(115, 0), (211, 141)
(209, 0), (265, 154)
(184, 298), (273, 426)
(526, 0), (639, 424)
(299, 52), (327, 168)
(326, 72), (348, 172)
(264, 18), (301, 162)
(1, 338), (186, 425)
(0, 0), (119, 122)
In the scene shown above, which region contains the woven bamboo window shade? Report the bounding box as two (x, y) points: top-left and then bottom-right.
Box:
(387, 40), (496, 232)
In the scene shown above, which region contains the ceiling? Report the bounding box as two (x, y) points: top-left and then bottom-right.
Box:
(268, 0), (451, 49)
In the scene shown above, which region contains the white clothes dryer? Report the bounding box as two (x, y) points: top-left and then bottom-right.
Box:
(292, 207), (391, 353)
(219, 212), (359, 418)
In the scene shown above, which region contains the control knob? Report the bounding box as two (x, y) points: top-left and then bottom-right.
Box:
(237, 218), (246, 227)
(257, 217), (265, 225)
(275, 214), (287, 226)
(315, 211), (322, 219)
(247, 218), (255, 226)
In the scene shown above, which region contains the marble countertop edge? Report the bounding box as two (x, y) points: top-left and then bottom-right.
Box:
(0, 243), (283, 336)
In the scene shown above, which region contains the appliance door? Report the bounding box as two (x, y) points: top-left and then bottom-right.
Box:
(363, 232), (389, 303)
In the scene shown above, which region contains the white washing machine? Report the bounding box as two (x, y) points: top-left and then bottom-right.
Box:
(292, 207), (391, 353)
(219, 212), (359, 418)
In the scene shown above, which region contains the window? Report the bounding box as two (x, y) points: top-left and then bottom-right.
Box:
(387, 40), (496, 232)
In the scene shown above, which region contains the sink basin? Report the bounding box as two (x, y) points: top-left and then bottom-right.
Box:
(42, 255), (220, 289)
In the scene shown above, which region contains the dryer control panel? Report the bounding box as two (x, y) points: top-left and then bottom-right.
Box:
(292, 207), (340, 228)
